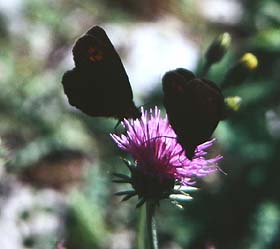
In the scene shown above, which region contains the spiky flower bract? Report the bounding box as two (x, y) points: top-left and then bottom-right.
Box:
(111, 107), (222, 204)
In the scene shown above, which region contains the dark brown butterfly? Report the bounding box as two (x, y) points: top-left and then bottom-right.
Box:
(62, 26), (141, 120)
(162, 68), (225, 159)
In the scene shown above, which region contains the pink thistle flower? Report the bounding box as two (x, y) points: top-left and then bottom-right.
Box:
(111, 107), (222, 201)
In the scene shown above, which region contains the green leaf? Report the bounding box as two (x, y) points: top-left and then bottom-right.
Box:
(115, 190), (136, 196)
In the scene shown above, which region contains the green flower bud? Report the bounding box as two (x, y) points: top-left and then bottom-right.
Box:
(225, 96), (242, 112)
(222, 53), (258, 89)
(240, 53), (258, 70)
(205, 32), (231, 65)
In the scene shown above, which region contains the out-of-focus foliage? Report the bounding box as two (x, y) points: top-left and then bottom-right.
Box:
(0, 0), (279, 248)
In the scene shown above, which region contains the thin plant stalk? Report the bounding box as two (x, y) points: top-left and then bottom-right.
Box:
(136, 205), (146, 249)
(201, 61), (211, 77)
(146, 200), (158, 249)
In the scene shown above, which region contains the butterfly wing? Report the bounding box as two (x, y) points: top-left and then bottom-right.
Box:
(62, 26), (141, 119)
(162, 68), (224, 159)
(62, 68), (111, 116)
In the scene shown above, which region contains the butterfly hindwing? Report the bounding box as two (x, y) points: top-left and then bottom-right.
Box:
(62, 68), (111, 116)
(62, 26), (141, 120)
(162, 68), (224, 159)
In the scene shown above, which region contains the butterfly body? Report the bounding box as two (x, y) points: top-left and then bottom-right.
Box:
(62, 26), (141, 120)
(162, 68), (224, 159)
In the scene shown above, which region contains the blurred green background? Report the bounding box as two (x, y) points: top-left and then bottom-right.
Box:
(0, 0), (279, 248)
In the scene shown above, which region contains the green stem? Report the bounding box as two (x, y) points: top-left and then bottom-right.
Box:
(201, 61), (211, 77)
(136, 205), (146, 249)
(146, 201), (158, 249)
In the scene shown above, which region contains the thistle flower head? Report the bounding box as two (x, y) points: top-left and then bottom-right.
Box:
(111, 107), (222, 203)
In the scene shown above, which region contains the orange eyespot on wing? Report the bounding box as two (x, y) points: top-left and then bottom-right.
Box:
(173, 83), (184, 92)
(88, 47), (103, 62)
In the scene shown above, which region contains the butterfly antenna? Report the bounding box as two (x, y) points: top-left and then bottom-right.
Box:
(142, 135), (177, 145)
(140, 135), (179, 153)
